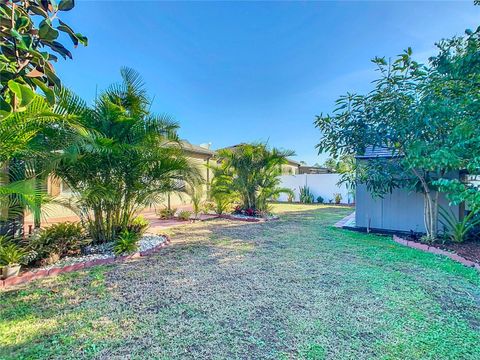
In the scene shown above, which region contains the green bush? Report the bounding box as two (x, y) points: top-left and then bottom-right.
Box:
(299, 185), (314, 204)
(157, 207), (177, 220)
(0, 242), (27, 266)
(28, 222), (88, 263)
(113, 230), (140, 255)
(128, 216), (149, 236)
(201, 201), (216, 214)
(334, 193), (342, 204)
(440, 207), (480, 243)
(316, 196), (324, 204)
(177, 210), (192, 221)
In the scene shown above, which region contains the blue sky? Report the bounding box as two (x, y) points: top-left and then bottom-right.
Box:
(56, 1), (479, 165)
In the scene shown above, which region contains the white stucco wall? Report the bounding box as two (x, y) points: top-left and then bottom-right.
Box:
(277, 174), (353, 204)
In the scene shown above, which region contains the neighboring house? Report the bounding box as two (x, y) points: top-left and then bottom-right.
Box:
(354, 146), (462, 234)
(298, 165), (331, 174)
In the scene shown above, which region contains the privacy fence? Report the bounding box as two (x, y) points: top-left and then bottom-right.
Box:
(277, 174), (353, 204)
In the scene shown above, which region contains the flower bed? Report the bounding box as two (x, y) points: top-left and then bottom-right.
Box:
(0, 234), (170, 289)
(393, 235), (480, 270)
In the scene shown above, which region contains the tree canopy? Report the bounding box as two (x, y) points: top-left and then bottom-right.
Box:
(315, 25), (480, 238)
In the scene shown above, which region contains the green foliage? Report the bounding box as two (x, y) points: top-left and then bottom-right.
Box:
(214, 143), (294, 211)
(177, 210), (192, 221)
(201, 201), (215, 214)
(0, 242), (27, 265)
(323, 155), (354, 174)
(315, 24), (480, 238)
(333, 193), (342, 204)
(440, 208), (480, 243)
(113, 230), (140, 255)
(299, 185), (314, 204)
(28, 222), (87, 262)
(157, 207), (177, 220)
(0, 0), (87, 114)
(316, 195), (324, 204)
(54, 68), (200, 243)
(188, 184), (204, 219)
(121, 215), (149, 237)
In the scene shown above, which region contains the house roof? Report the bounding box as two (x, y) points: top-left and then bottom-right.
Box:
(355, 146), (398, 159)
(180, 140), (216, 156)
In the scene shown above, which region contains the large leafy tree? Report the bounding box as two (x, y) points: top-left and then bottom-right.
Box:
(427, 28), (480, 213)
(213, 143), (294, 212)
(0, 0), (87, 116)
(55, 68), (200, 243)
(315, 25), (480, 238)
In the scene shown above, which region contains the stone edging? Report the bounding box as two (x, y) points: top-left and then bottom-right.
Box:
(218, 214), (279, 223)
(393, 235), (480, 271)
(0, 235), (172, 289)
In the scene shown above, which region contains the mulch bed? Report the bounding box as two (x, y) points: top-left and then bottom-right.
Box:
(435, 241), (480, 264)
(394, 235), (480, 270)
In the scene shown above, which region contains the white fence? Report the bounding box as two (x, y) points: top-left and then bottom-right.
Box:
(277, 174), (353, 204)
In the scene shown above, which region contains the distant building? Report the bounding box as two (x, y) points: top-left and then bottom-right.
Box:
(298, 165), (331, 175)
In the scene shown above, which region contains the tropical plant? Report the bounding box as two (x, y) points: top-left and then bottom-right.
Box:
(113, 230), (140, 255)
(0, 242), (27, 266)
(316, 195), (324, 204)
(54, 68), (200, 243)
(0, 0), (87, 116)
(299, 185), (314, 204)
(287, 192), (294, 203)
(28, 222), (87, 262)
(201, 201), (215, 214)
(177, 210), (192, 221)
(0, 0), (86, 235)
(126, 216), (149, 237)
(334, 193), (342, 204)
(157, 207), (177, 220)
(0, 90), (84, 236)
(188, 184), (204, 219)
(439, 207), (480, 243)
(214, 143), (294, 211)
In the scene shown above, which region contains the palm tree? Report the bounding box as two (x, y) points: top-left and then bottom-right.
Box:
(0, 91), (82, 236)
(55, 68), (200, 243)
(214, 143), (294, 212)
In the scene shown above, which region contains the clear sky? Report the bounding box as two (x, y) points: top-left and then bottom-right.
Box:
(56, 1), (479, 165)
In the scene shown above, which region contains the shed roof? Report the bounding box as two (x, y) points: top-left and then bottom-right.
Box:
(355, 146), (399, 159)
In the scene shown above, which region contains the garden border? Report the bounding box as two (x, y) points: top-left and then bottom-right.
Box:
(0, 235), (172, 289)
(393, 235), (480, 271)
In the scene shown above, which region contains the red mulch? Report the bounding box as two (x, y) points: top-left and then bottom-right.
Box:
(437, 241), (480, 264)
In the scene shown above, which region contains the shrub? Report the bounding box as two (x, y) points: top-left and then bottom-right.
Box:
(440, 208), (480, 243)
(316, 196), (324, 204)
(299, 185), (314, 204)
(128, 216), (149, 236)
(28, 222), (87, 264)
(201, 201), (216, 214)
(114, 230), (140, 255)
(157, 207), (177, 220)
(177, 210), (192, 221)
(0, 243), (27, 266)
(287, 193), (294, 203)
(334, 193), (342, 204)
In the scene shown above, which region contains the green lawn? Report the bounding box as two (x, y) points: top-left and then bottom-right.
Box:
(1, 204), (479, 359)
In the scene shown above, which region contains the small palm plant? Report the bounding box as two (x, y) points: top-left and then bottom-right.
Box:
(214, 143), (294, 212)
(439, 207), (480, 243)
